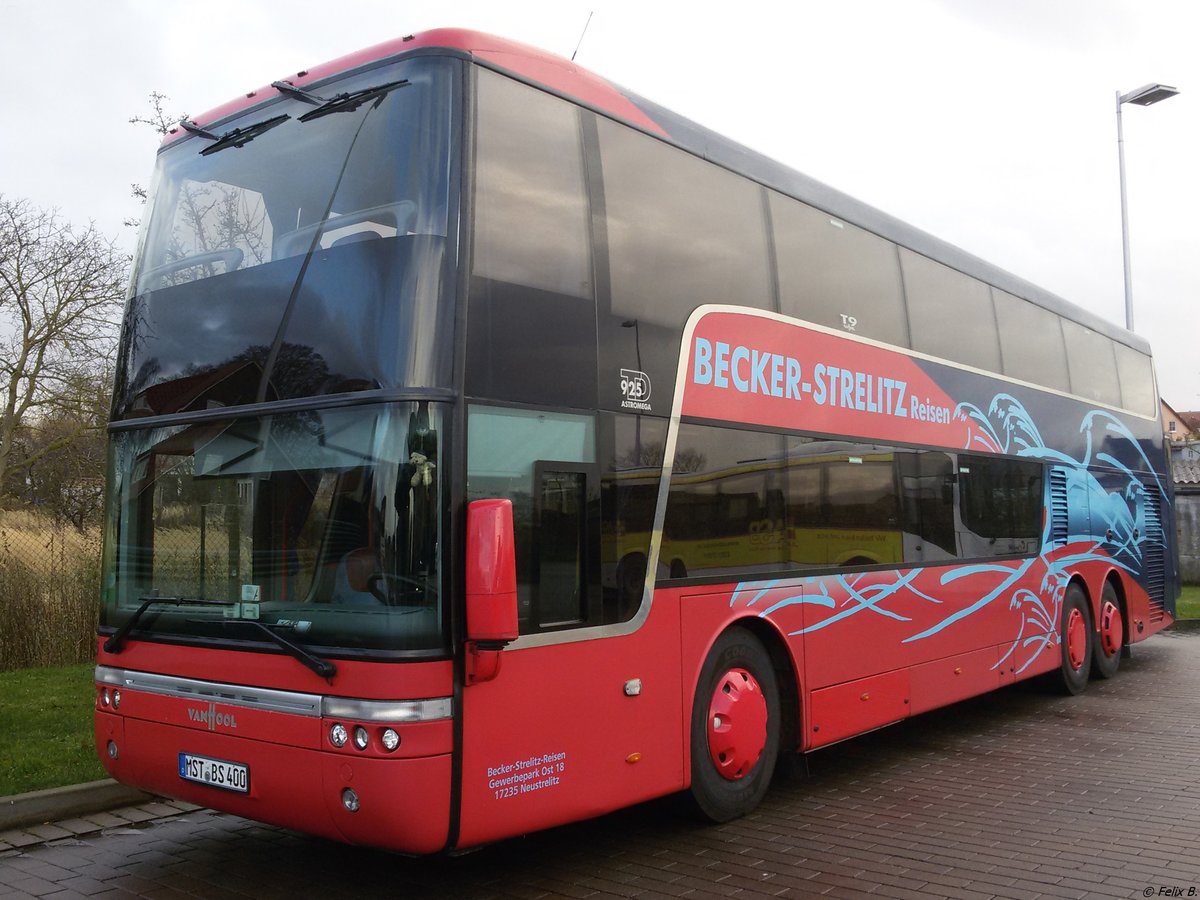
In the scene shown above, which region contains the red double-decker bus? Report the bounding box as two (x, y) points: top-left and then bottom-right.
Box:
(95, 29), (1178, 853)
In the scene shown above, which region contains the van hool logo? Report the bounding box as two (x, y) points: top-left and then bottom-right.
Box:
(187, 702), (237, 730)
(620, 368), (652, 412)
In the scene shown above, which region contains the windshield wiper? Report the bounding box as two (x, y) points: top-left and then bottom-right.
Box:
(197, 114), (291, 156)
(104, 596), (232, 654)
(298, 79), (409, 122)
(214, 619), (337, 680)
(106, 597), (336, 680)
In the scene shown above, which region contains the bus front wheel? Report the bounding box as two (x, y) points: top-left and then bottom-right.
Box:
(688, 628), (780, 822)
(1091, 581), (1124, 680)
(1056, 584), (1093, 695)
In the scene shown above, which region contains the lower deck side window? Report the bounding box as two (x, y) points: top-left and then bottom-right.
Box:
(660, 422), (1044, 580)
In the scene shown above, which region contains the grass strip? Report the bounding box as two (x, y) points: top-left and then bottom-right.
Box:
(1177, 584), (1200, 620)
(0, 662), (105, 796)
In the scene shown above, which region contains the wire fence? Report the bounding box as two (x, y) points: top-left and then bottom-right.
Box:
(0, 509), (101, 672)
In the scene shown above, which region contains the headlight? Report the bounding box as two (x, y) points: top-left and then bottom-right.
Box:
(381, 728), (400, 752)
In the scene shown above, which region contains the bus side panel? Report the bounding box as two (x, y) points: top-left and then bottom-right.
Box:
(907, 646), (1007, 717)
(795, 565), (1042, 692)
(456, 602), (683, 849)
(808, 669), (910, 747)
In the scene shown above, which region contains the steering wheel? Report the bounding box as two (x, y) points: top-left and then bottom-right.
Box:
(366, 572), (431, 607)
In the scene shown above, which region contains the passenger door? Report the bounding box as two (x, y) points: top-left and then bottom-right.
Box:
(456, 405), (683, 848)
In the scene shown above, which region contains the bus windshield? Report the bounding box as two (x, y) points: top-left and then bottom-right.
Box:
(114, 56), (456, 418)
(102, 402), (443, 653)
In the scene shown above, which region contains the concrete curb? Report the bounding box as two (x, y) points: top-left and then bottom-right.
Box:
(0, 779), (153, 832)
(1167, 617), (1200, 631)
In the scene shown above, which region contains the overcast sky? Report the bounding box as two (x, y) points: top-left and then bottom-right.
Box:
(3, 0), (1196, 409)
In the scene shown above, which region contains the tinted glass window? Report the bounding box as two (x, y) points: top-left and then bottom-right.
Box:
(993, 290), (1070, 393)
(1061, 319), (1122, 407)
(116, 58), (455, 417)
(466, 406), (598, 633)
(661, 424), (1044, 580)
(824, 452), (898, 530)
(771, 193), (908, 347)
(597, 117), (771, 415)
(599, 414), (668, 616)
(473, 70), (591, 297)
(958, 454), (1042, 556)
(102, 402), (444, 652)
(900, 249), (1000, 371)
(662, 426), (787, 578)
(898, 449), (957, 560)
(467, 70), (596, 408)
(1114, 342), (1156, 417)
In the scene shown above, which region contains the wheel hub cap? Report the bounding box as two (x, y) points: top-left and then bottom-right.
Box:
(707, 667), (767, 781)
(1100, 599), (1124, 656)
(1066, 607), (1087, 670)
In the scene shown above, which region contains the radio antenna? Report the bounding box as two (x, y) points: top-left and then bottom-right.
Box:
(571, 11), (594, 62)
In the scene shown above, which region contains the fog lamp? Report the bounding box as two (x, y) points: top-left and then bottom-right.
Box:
(107, 740), (118, 760)
(342, 788), (360, 812)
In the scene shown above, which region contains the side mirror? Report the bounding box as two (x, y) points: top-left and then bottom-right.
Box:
(465, 499), (518, 646)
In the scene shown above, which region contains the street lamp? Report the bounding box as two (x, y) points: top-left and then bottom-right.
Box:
(1116, 82), (1179, 332)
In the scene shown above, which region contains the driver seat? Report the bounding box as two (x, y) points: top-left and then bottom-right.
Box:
(342, 547), (379, 593)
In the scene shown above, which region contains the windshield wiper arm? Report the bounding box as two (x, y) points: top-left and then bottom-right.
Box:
(217, 619), (337, 680)
(180, 119), (219, 140)
(198, 114), (291, 156)
(104, 595), (232, 654)
(298, 79), (409, 122)
(270, 80), (324, 105)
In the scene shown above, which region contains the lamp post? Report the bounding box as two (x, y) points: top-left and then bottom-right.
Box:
(1116, 82), (1179, 331)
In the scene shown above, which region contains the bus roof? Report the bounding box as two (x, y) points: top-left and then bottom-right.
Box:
(164, 27), (1149, 356)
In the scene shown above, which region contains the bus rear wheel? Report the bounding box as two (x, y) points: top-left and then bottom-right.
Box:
(688, 628), (780, 822)
(1091, 581), (1124, 680)
(1056, 584), (1093, 695)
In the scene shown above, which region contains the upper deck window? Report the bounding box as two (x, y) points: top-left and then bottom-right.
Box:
(1113, 341), (1157, 418)
(596, 117), (771, 415)
(1062, 319), (1122, 408)
(900, 249), (1001, 372)
(466, 69), (596, 408)
(116, 57), (456, 418)
(993, 289), (1070, 393)
(771, 193), (908, 347)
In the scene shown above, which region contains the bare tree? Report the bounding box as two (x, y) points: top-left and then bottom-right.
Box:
(12, 367), (112, 529)
(126, 91), (185, 227)
(0, 197), (128, 507)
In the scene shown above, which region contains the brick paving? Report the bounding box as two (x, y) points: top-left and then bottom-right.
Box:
(2, 628), (1199, 898)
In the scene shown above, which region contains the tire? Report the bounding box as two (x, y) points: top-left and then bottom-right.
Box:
(1056, 584), (1093, 695)
(1090, 581), (1124, 680)
(689, 628), (780, 822)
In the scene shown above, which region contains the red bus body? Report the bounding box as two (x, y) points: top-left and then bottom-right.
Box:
(96, 29), (1176, 854)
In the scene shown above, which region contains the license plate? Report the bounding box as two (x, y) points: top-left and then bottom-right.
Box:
(179, 752), (250, 793)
